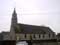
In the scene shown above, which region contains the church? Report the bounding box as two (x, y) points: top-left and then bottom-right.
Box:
(0, 8), (60, 45)
(10, 8), (56, 40)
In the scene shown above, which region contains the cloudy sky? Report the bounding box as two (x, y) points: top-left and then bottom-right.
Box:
(0, 0), (60, 34)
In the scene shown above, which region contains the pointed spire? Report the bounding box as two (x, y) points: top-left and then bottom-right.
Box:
(13, 8), (17, 15)
(14, 8), (15, 13)
(12, 8), (17, 24)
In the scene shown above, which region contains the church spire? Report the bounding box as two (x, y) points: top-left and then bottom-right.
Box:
(13, 8), (16, 15)
(11, 8), (17, 26)
(10, 8), (17, 40)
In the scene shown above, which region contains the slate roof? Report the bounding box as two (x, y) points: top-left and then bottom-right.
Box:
(15, 23), (54, 34)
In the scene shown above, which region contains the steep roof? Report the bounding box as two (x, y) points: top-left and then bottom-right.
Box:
(15, 23), (54, 34)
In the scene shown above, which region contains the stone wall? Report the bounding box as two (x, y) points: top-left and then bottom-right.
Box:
(31, 40), (58, 45)
(32, 42), (58, 45)
(16, 33), (56, 41)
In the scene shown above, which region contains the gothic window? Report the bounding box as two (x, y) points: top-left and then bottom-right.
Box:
(39, 35), (40, 38)
(25, 34), (26, 38)
(43, 34), (44, 38)
(49, 34), (50, 38)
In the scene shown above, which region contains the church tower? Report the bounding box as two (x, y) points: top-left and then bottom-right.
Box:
(11, 8), (17, 26)
(10, 8), (17, 40)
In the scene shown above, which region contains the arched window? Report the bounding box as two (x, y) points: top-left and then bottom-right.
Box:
(25, 34), (26, 38)
(49, 34), (50, 38)
(39, 35), (40, 38)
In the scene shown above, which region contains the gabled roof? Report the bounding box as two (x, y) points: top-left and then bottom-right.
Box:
(15, 23), (54, 34)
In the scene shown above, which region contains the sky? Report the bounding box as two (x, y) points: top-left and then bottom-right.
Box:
(0, 0), (60, 34)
